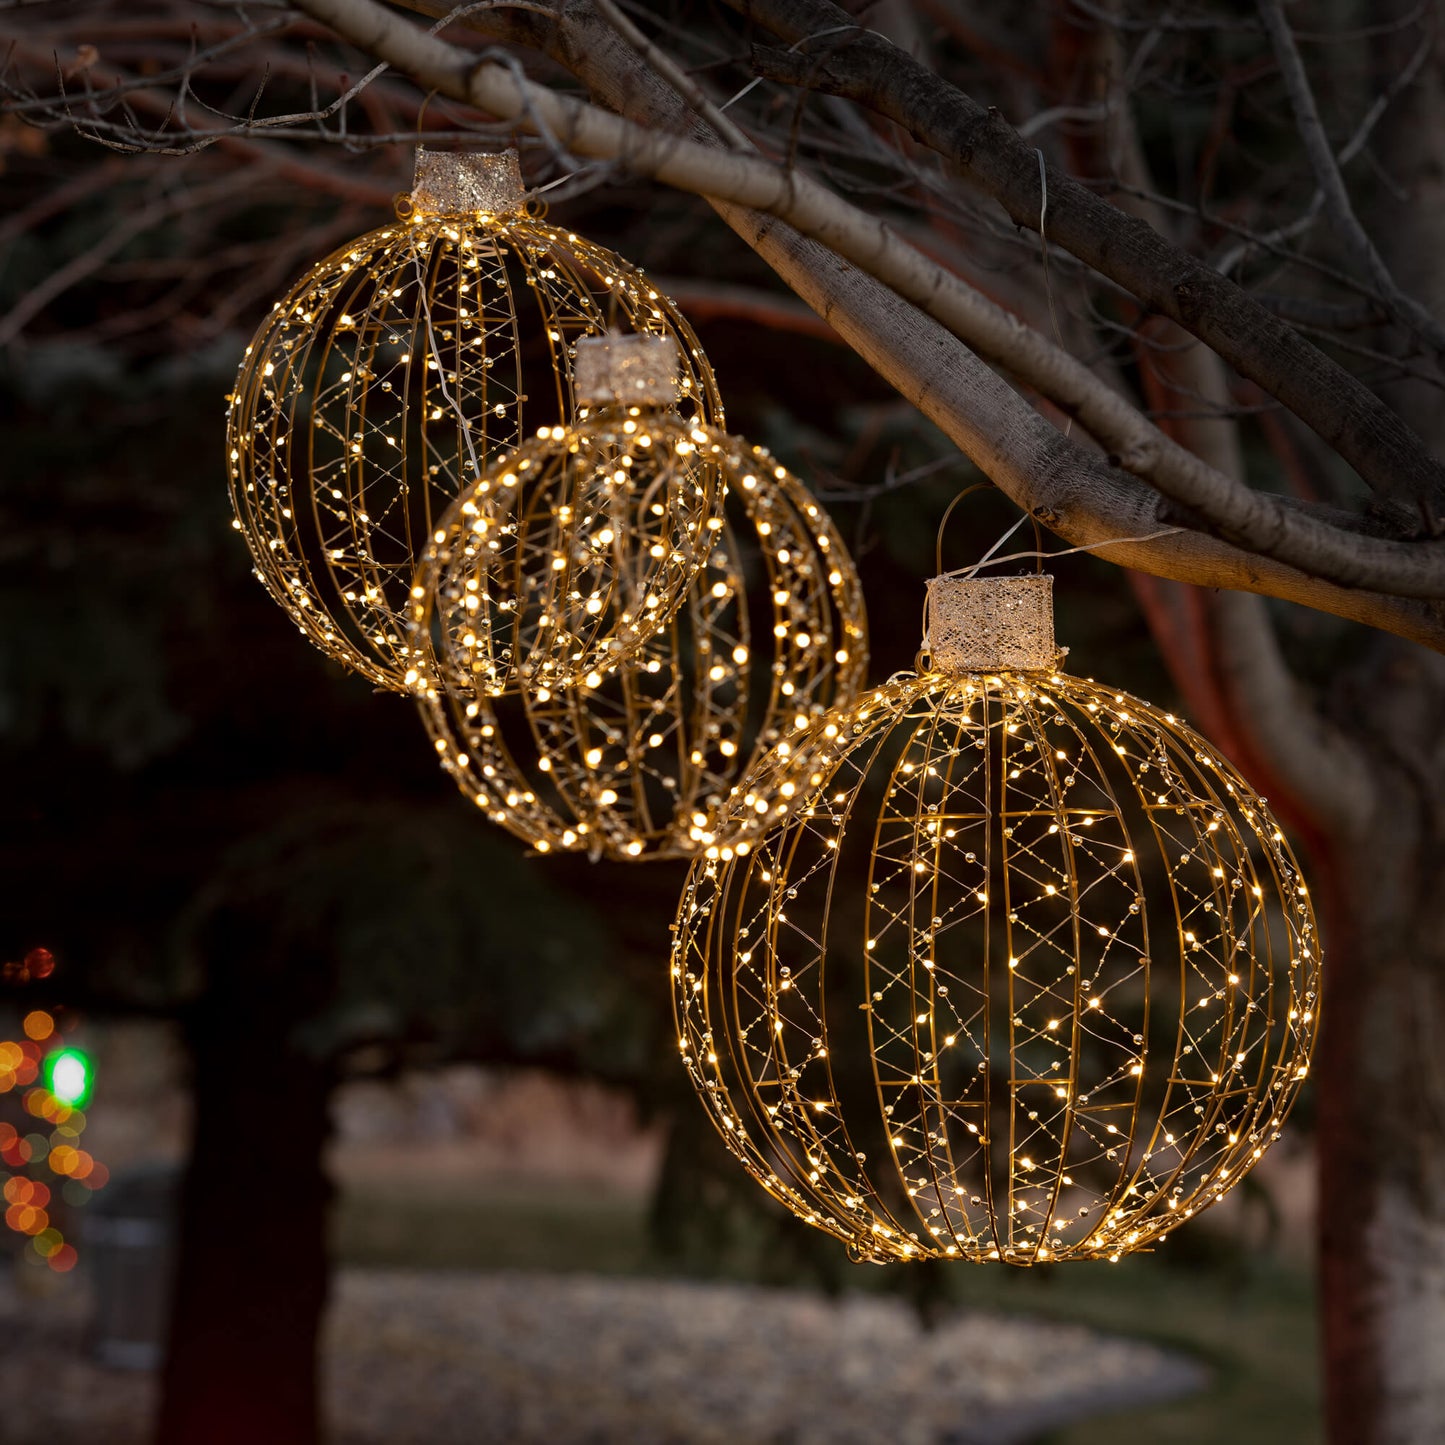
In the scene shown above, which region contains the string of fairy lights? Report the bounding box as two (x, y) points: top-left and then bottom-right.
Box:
(224, 146), (1322, 1268)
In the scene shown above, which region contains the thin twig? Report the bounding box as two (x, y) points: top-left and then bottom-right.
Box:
(1256, 0), (1445, 366)
(589, 0), (752, 151)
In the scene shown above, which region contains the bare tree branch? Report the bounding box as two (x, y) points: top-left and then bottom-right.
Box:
(1072, 8), (1376, 830)
(1209, 590), (1374, 836)
(398, 0), (1445, 649)
(723, 0), (1445, 521)
(588, 0), (751, 150)
(258, 0), (1445, 607)
(1255, 0), (1445, 363)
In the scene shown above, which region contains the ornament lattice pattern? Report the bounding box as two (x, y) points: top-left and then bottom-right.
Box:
(413, 391), (727, 698)
(673, 670), (1319, 1263)
(227, 202), (721, 692)
(415, 452), (868, 859)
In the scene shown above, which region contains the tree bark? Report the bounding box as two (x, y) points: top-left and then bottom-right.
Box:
(157, 918), (333, 1445)
(1312, 15), (1445, 1437)
(1314, 646), (1445, 1445)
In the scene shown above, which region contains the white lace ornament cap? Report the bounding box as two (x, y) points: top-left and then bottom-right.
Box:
(574, 333), (682, 409)
(410, 147), (526, 218)
(924, 574), (1065, 673)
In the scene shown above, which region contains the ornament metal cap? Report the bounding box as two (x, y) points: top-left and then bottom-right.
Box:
(574, 333), (682, 408)
(924, 573), (1064, 673)
(409, 147), (526, 218)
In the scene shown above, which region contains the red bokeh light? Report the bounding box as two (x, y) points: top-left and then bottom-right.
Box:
(24, 948), (56, 979)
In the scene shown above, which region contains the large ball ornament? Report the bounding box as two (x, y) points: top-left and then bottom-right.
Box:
(227, 148), (721, 691)
(672, 575), (1319, 1263)
(414, 447), (867, 859)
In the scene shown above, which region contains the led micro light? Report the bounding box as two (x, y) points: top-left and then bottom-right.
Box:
(227, 148), (722, 692)
(414, 445), (868, 860)
(672, 574), (1320, 1264)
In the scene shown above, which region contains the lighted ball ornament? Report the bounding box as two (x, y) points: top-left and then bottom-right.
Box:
(227, 148), (722, 692)
(414, 440), (867, 859)
(412, 333), (735, 698)
(672, 572), (1319, 1263)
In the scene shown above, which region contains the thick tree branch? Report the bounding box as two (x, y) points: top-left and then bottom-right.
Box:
(727, 0), (1445, 522)
(291, 0), (1445, 606)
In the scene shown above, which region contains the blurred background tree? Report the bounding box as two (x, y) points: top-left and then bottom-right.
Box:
(3, 3), (1444, 1444)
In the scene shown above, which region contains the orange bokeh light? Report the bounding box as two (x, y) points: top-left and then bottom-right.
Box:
(2, 1177), (49, 1207)
(5, 1204), (48, 1235)
(22, 1012), (53, 1043)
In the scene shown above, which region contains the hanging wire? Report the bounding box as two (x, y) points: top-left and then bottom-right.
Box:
(920, 483), (1186, 662)
(1036, 148), (1072, 441)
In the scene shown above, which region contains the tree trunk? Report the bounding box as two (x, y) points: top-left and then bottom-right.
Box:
(1320, 14), (1445, 1426)
(157, 919), (333, 1445)
(1317, 644), (1445, 1444)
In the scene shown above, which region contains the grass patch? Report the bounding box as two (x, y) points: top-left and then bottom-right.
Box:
(332, 1183), (652, 1275)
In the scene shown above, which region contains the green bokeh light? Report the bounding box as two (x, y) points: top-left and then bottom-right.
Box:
(43, 1048), (93, 1108)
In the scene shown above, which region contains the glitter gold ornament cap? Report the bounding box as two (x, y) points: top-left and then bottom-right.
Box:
(924, 573), (1065, 673)
(409, 146), (527, 219)
(574, 333), (682, 409)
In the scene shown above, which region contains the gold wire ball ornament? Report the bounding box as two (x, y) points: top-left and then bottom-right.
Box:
(672, 572), (1320, 1264)
(414, 448), (868, 859)
(411, 333), (735, 697)
(226, 148), (723, 692)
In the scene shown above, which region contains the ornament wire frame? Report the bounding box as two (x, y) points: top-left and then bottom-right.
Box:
(227, 201), (723, 692)
(414, 394), (729, 698)
(415, 450), (869, 860)
(672, 667), (1319, 1265)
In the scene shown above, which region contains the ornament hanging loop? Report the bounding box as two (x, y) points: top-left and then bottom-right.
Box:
(934, 482), (1045, 581)
(923, 484), (1058, 674)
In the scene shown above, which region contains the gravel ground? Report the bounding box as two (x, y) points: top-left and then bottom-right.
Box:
(0, 1268), (1204, 1444)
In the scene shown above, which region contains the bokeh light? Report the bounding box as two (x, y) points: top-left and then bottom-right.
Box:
(43, 1047), (93, 1108)
(22, 1010), (53, 1042)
